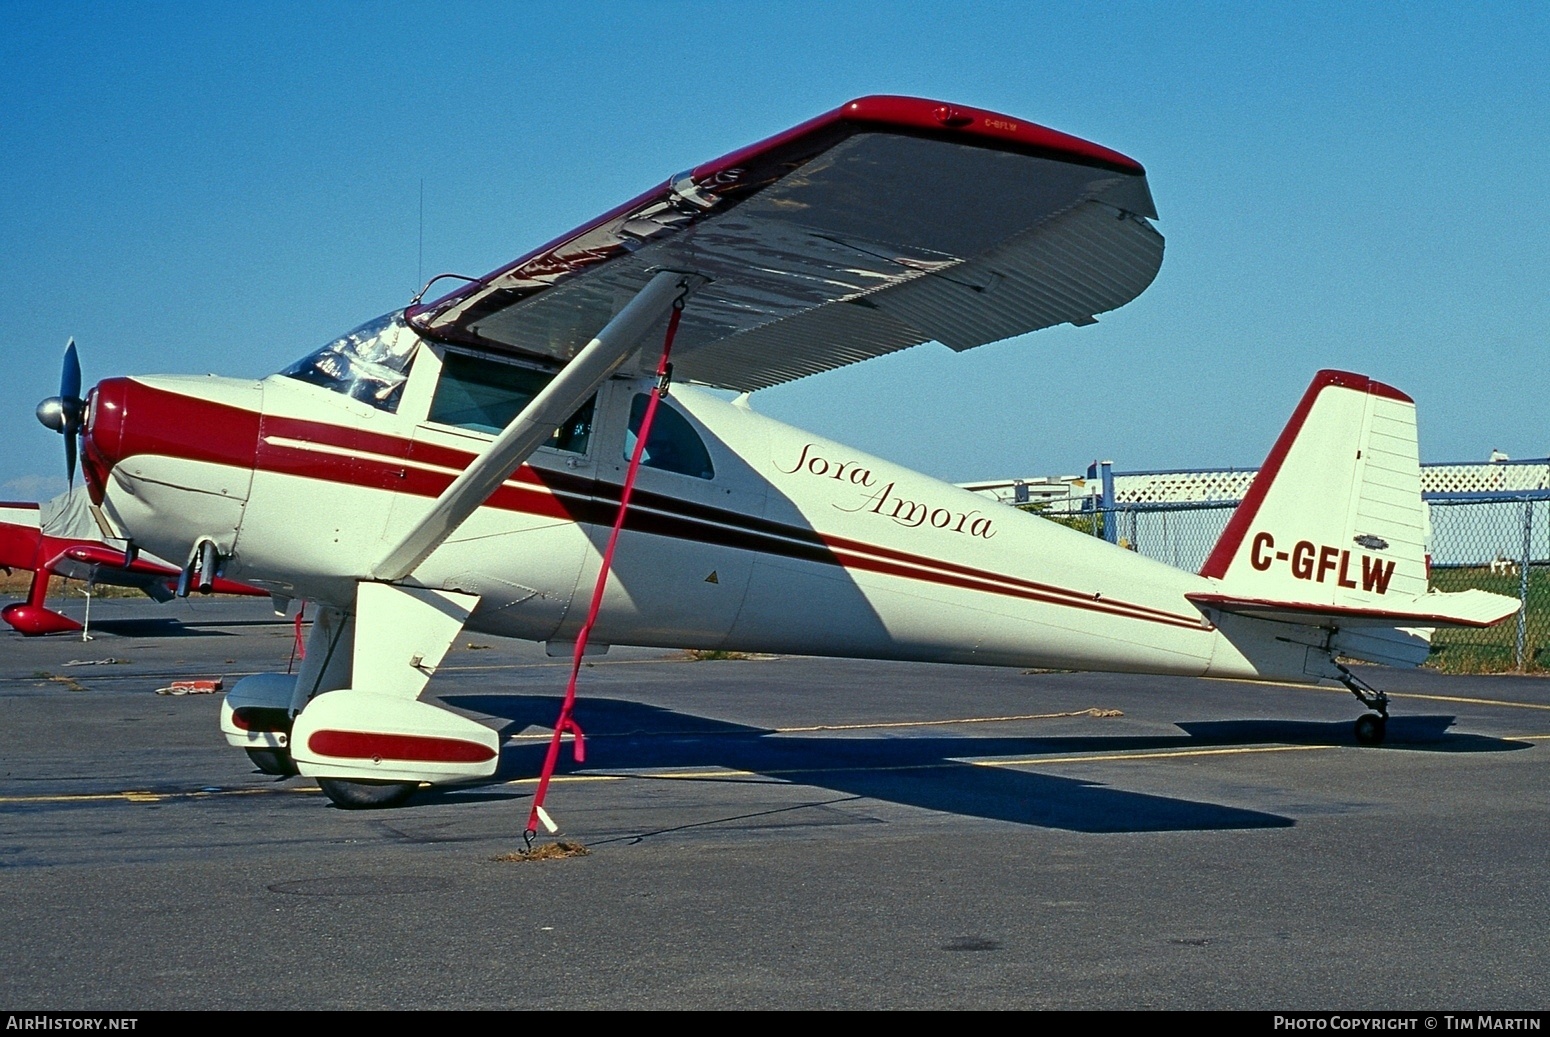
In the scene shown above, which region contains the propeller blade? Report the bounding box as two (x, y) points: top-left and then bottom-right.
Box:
(61, 339), (80, 402)
(56, 338), (84, 487)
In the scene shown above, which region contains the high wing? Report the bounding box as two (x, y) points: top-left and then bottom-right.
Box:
(374, 96), (1163, 581)
(406, 95), (1162, 391)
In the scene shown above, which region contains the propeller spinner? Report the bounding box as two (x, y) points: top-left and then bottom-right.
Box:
(35, 339), (85, 484)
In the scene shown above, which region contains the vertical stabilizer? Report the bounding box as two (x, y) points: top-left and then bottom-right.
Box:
(1199, 370), (1427, 609)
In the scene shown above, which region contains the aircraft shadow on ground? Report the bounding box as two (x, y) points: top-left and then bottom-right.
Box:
(429, 694), (1304, 834)
(70, 616), (292, 638)
(69, 618), (222, 638)
(1177, 716), (1524, 753)
(426, 694), (1532, 833)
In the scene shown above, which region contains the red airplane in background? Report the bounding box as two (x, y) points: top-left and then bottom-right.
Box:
(0, 488), (266, 636)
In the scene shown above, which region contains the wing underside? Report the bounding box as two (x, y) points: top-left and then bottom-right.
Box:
(408, 97), (1163, 391)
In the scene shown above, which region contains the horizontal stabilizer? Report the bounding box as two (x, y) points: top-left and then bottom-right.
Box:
(1188, 588), (1519, 629)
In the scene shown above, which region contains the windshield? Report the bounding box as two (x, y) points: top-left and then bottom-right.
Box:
(278, 311), (420, 411)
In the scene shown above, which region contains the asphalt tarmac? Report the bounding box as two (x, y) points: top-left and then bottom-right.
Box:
(1, 597), (1547, 1010)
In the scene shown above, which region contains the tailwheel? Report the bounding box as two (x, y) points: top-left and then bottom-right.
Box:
(1354, 712), (1387, 746)
(317, 778), (419, 810)
(246, 747), (298, 776)
(1337, 664), (1390, 747)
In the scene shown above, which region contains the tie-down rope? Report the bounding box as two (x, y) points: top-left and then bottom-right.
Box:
(526, 288), (687, 842)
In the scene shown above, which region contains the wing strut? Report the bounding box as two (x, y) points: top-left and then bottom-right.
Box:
(372, 269), (703, 582)
(525, 289), (688, 845)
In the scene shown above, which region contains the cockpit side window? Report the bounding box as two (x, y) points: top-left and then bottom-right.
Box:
(624, 394), (715, 479)
(279, 311), (419, 412)
(428, 350), (593, 453)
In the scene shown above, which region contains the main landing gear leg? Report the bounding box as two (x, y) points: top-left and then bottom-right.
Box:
(1337, 664), (1389, 746)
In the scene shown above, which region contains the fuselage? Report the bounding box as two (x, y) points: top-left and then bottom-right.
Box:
(76, 337), (1313, 683)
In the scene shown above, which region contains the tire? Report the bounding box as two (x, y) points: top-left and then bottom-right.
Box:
(1354, 713), (1386, 746)
(246, 747), (299, 776)
(317, 777), (418, 809)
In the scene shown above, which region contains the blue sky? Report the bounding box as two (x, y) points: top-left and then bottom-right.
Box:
(3, 2), (1546, 499)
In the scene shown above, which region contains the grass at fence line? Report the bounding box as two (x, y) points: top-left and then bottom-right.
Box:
(1, 570), (62, 597)
(1427, 565), (1550, 674)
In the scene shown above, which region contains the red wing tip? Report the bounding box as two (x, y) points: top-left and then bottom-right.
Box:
(0, 501), (42, 510)
(1310, 369), (1414, 404)
(835, 95), (1146, 175)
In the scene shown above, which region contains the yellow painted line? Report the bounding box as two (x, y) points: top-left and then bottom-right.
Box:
(503, 744), (1335, 784)
(774, 708), (1122, 733)
(502, 708), (1123, 742)
(1305, 685), (1550, 712)
(967, 744), (1333, 768)
(0, 786), (320, 805)
(440, 656), (720, 673)
(7, 732), (1542, 807)
(499, 774), (625, 786)
(1378, 691), (1550, 711)
(1210, 676), (1550, 712)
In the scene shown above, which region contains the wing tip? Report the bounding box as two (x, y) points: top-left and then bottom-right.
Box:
(833, 94), (1147, 176)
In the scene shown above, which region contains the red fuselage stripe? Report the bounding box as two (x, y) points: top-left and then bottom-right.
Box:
(109, 382), (1209, 632)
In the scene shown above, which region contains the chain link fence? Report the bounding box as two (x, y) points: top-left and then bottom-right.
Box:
(1034, 496), (1550, 674)
(1426, 497), (1549, 673)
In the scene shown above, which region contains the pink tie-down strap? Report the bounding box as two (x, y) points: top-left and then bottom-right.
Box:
(526, 295), (686, 840)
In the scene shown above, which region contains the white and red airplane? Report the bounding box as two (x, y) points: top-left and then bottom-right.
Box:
(31, 96), (1517, 813)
